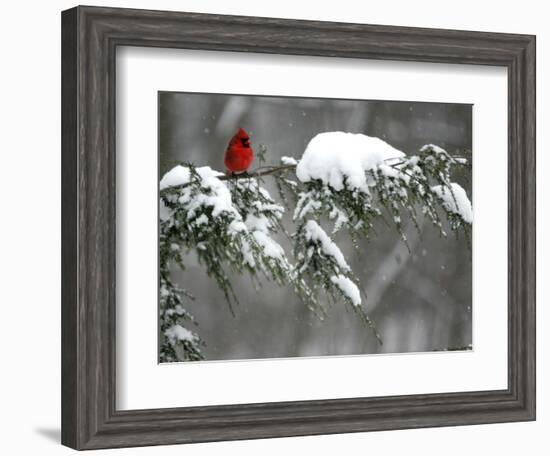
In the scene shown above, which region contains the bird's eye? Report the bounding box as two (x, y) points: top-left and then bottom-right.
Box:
(241, 138), (249, 147)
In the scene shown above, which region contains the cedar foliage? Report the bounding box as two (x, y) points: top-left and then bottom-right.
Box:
(159, 142), (471, 362)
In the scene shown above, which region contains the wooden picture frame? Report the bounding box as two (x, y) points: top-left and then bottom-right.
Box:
(61, 5), (536, 450)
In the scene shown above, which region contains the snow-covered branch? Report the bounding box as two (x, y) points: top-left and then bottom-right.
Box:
(159, 131), (472, 362)
(160, 163), (297, 194)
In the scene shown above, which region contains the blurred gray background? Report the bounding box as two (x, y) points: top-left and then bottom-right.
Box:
(159, 91), (472, 361)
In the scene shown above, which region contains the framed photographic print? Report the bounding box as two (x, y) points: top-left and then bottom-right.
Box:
(61, 5), (536, 450)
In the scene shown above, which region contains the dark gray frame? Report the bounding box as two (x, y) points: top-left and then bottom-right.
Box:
(61, 5), (536, 450)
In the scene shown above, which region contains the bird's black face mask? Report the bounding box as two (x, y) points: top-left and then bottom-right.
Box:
(241, 137), (250, 148)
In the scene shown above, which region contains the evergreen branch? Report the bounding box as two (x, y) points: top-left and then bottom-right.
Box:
(159, 140), (472, 362)
(386, 155), (469, 169)
(161, 164), (297, 194)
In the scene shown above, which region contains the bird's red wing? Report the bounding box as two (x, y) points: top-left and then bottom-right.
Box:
(226, 134), (238, 152)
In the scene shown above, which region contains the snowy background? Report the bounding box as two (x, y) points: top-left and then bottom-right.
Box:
(159, 91), (472, 361)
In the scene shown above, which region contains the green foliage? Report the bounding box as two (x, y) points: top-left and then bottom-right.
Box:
(293, 145), (471, 245)
(158, 145), (471, 362)
(159, 165), (312, 361)
(159, 239), (203, 362)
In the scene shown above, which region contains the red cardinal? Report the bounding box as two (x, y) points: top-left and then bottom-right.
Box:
(224, 128), (254, 174)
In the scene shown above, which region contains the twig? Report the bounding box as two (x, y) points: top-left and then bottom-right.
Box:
(161, 164), (297, 193)
(385, 155), (468, 170)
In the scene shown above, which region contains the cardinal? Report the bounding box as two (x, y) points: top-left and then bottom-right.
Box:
(224, 127), (254, 174)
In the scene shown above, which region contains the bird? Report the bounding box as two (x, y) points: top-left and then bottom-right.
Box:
(224, 127), (254, 174)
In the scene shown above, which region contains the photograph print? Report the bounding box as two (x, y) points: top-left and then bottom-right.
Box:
(158, 91), (473, 363)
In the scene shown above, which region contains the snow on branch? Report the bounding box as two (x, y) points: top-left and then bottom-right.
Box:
(296, 132), (405, 192)
(302, 220), (350, 272)
(159, 131), (472, 361)
(431, 183), (473, 225)
(160, 165), (298, 305)
(331, 275), (361, 307)
(293, 132), (472, 243)
(294, 219), (362, 310)
(159, 267), (203, 362)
